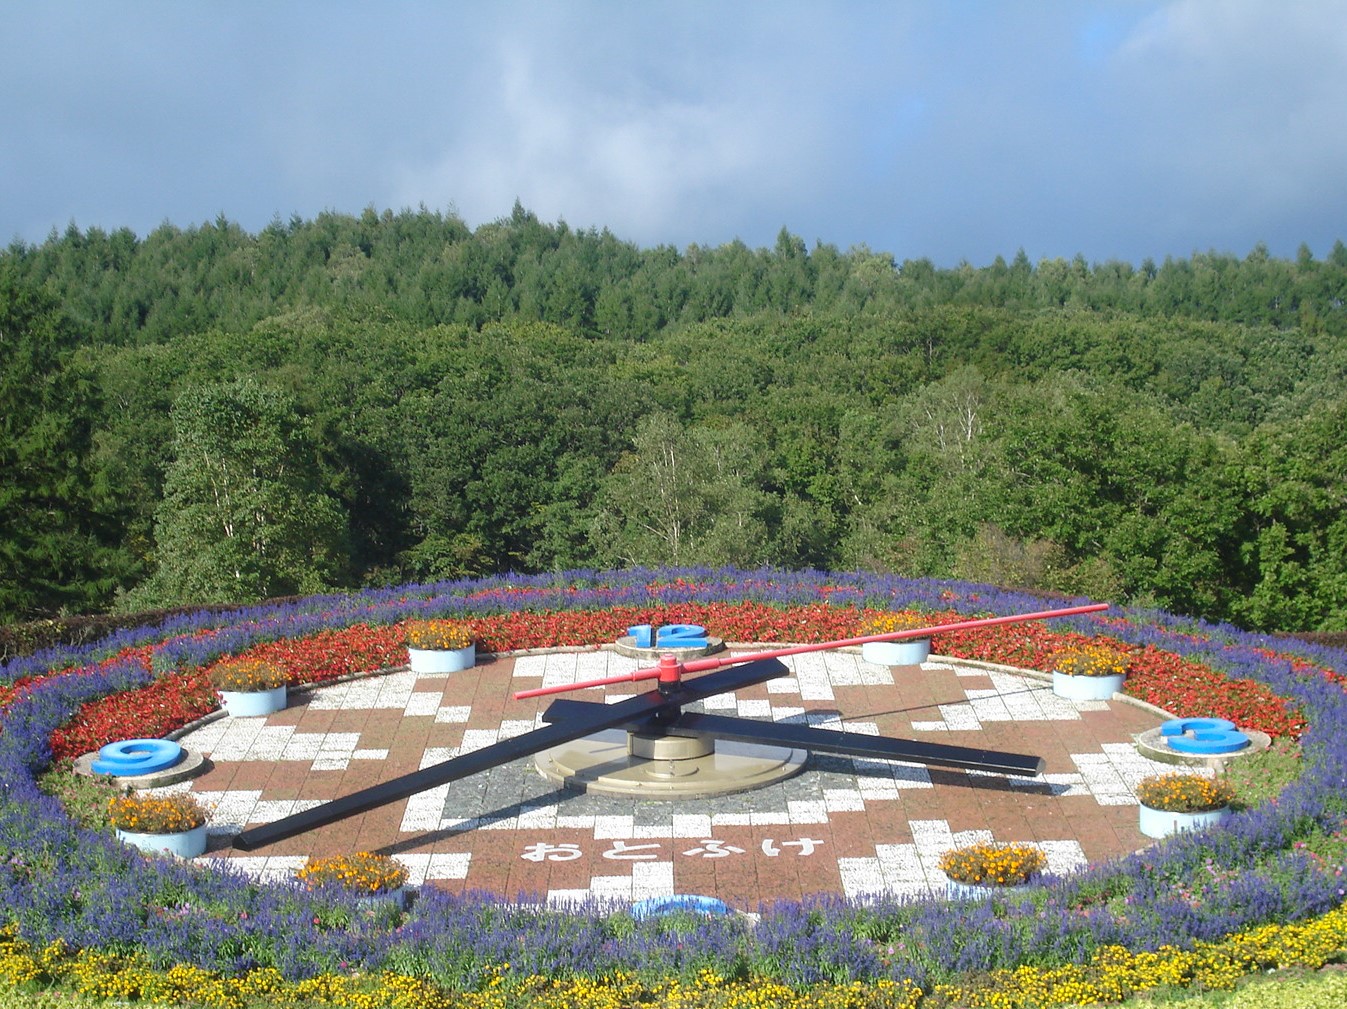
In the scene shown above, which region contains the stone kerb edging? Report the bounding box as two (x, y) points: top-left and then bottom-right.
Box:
(938, 654), (1181, 721)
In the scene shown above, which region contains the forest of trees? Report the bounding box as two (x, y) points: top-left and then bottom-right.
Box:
(3, 203), (1346, 631)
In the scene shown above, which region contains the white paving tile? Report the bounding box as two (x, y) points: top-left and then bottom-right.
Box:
(788, 653), (836, 701)
(672, 814), (714, 837)
(631, 824), (675, 838)
(401, 784), (451, 831)
(511, 654), (549, 678)
(1038, 840), (1089, 876)
(788, 799), (829, 824)
(938, 703), (981, 731)
(404, 692), (442, 717)
(824, 788), (865, 812)
(516, 804), (559, 829)
(539, 652), (580, 691)
(591, 815), (638, 839)
(631, 860), (675, 898)
(396, 852), (473, 884)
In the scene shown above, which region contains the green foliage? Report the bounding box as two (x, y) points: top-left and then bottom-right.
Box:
(1225, 738), (1305, 810)
(4, 210), (1347, 628)
(0, 991), (110, 1009)
(594, 412), (777, 568)
(1154, 970), (1347, 1009)
(35, 767), (124, 832)
(0, 266), (122, 620)
(126, 378), (347, 607)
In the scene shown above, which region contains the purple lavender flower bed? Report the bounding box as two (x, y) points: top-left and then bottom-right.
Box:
(2, 568), (1345, 987)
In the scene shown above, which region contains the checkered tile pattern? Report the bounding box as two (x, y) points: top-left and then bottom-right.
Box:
(170, 648), (1183, 906)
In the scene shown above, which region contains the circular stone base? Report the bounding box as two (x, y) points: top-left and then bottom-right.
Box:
(73, 747), (210, 788)
(535, 729), (807, 798)
(611, 636), (726, 661)
(1134, 727), (1271, 769)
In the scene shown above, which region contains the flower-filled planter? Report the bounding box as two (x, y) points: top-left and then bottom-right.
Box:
(297, 851), (411, 909)
(1050, 642), (1129, 700)
(108, 792), (209, 858)
(1134, 772), (1234, 838)
(938, 841), (1046, 899)
(859, 610), (933, 666)
(404, 619), (476, 673)
(209, 657), (288, 717)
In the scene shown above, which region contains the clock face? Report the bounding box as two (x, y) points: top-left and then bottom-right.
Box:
(174, 648), (1173, 906)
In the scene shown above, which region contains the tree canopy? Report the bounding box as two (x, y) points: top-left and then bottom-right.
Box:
(3, 208), (1346, 630)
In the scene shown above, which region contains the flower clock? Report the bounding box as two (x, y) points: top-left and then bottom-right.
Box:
(2, 568), (1346, 1008)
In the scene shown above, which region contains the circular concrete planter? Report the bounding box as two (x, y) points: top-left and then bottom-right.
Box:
(408, 644), (475, 673)
(945, 878), (1034, 901)
(1052, 671), (1124, 701)
(356, 886), (410, 911)
(1138, 803), (1230, 839)
(861, 638), (931, 666)
(116, 823), (207, 859)
(219, 685), (287, 717)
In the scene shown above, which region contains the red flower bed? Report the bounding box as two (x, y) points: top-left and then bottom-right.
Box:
(930, 622), (1306, 738)
(466, 602), (867, 651)
(40, 604), (1313, 763)
(50, 668), (217, 761)
(1119, 646), (1308, 738)
(244, 624), (407, 685)
(46, 627), (407, 763)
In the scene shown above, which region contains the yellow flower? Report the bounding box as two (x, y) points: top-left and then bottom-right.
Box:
(404, 619), (474, 650)
(108, 793), (207, 833)
(1053, 640), (1129, 677)
(208, 656), (287, 691)
(865, 610), (936, 635)
(1135, 772), (1234, 812)
(938, 841), (1047, 885)
(296, 852), (409, 893)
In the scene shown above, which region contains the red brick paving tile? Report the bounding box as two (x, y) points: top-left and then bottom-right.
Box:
(265, 709), (308, 727)
(193, 762), (243, 791)
(415, 674), (449, 690)
(672, 857), (718, 892)
(825, 818), (874, 858)
(892, 787), (949, 818)
(978, 810), (1039, 843)
(425, 877), (467, 898)
(1102, 700), (1167, 727)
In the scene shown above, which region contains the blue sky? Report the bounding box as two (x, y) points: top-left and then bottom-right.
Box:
(3, 1), (1344, 266)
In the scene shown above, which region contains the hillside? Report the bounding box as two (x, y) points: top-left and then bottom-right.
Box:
(3, 206), (1346, 630)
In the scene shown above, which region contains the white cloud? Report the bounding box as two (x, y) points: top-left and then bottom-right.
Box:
(389, 39), (780, 242)
(2, 1), (1344, 263)
(1110, 0), (1347, 210)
